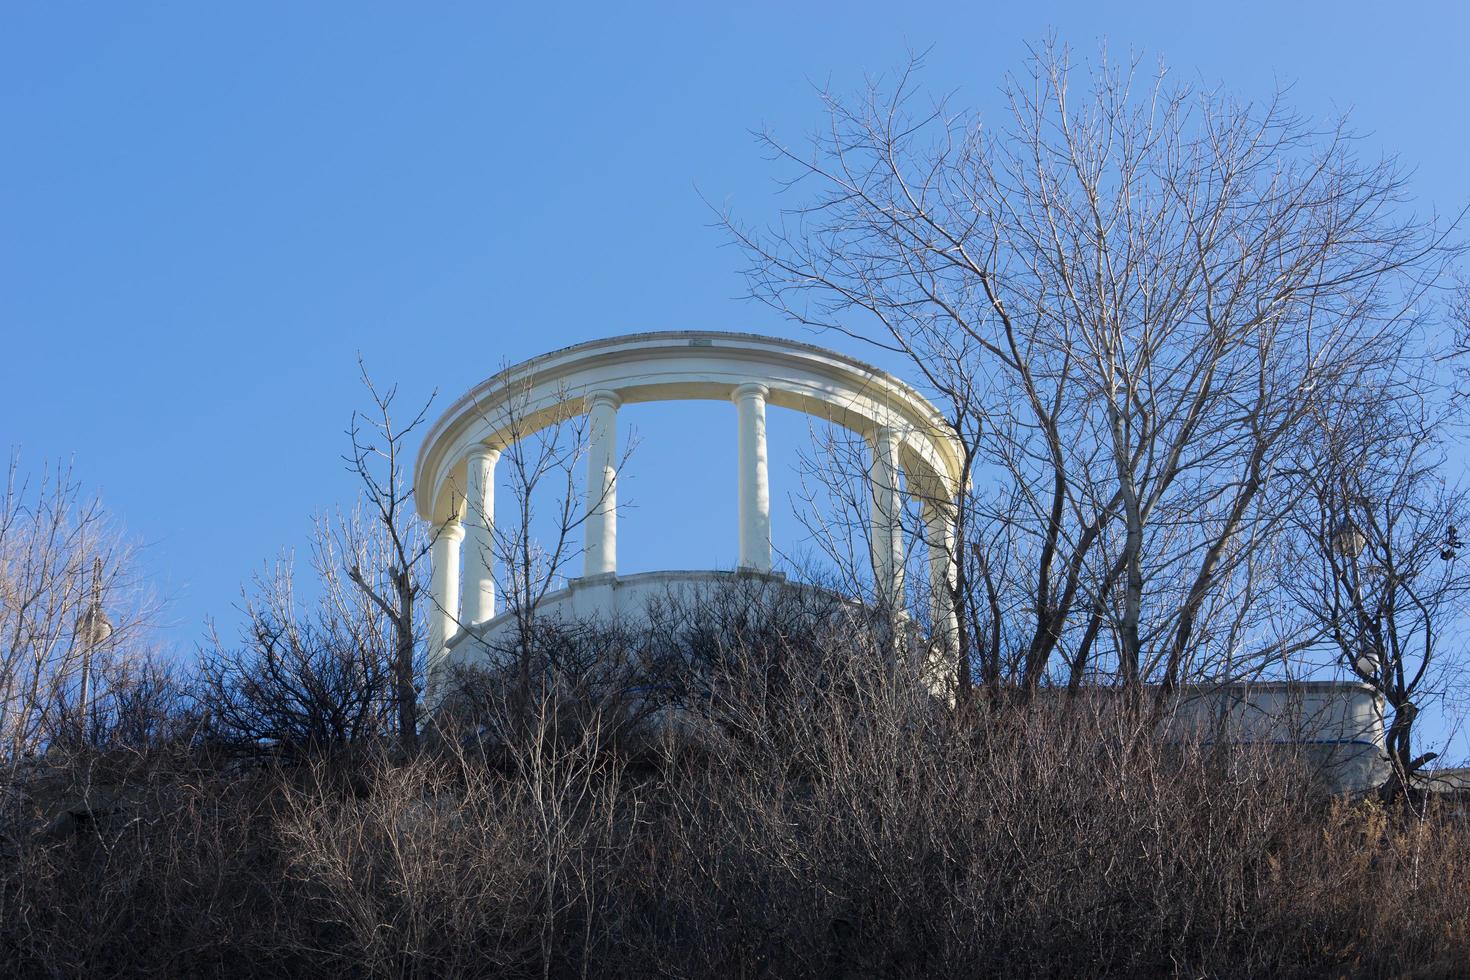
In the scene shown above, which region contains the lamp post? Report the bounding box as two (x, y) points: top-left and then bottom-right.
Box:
(73, 557), (112, 742)
(1330, 506), (1377, 679)
(1331, 515), (1366, 559)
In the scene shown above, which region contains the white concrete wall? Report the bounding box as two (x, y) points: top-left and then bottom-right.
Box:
(1169, 682), (1387, 793)
(1169, 682), (1383, 743)
(443, 569), (825, 673)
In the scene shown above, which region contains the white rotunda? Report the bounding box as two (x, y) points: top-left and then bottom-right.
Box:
(414, 331), (966, 695)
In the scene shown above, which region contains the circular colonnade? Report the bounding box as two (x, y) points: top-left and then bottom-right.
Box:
(413, 331), (966, 692)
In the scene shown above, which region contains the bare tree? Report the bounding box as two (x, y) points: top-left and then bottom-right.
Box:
(342, 358), (436, 755)
(488, 381), (617, 668)
(441, 376), (637, 738)
(724, 41), (1464, 708)
(1281, 381), (1470, 800)
(198, 362), (435, 756)
(0, 454), (158, 768)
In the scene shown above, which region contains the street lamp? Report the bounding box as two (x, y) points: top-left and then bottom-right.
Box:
(1331, 515), (1366, 558)
(73, 557), (112, 741)
(1329, 506), (1378, 680)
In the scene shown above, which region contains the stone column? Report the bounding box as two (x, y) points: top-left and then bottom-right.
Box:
(584, 389), (620, 577)
(460, 445), (499, 627)
(427, 519), (464, 693)
(733, 383), (772, 572)
(922, 499), (960, 650)
(868, 425), (905, 607)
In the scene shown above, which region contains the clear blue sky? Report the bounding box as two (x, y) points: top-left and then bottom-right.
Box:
(4, 3), (1468, 683)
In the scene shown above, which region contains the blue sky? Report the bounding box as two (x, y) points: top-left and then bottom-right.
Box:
(4, 2), (1468, 702)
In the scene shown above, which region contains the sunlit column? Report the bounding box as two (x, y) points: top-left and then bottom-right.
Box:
(584, 389), (620, 577)
(734, 383), (772, 572)
(460, 445), (499, 626)
(427, 519), (464, 692)
(922, 499), (960, 651)
(868, 425), (905, 607)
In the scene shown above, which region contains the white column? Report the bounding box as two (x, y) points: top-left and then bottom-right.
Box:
(869, 425), (905, 607)
(922, 499), (960, 650)
(460, 445), (499, 627)
(584, 389), (620, 577)
(427, 519), (464, 692)
(733, 383), (772, 572)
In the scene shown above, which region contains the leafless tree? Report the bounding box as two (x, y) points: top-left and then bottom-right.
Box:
(1281, 380), (1470, 800)
(485, 380), (618, 667)
(203, 361), (436, 755)
(724, 40), (1464, 708)
(0, 454), (158, 769)
(342, 357), (437, 755)
(435, 375), (638, 742)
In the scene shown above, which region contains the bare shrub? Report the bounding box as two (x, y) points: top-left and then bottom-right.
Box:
(435, 615), (673, 764)
(200, 542), (399, 754)
(273, 719), (627, 978)
(5, 519), (1469, 980)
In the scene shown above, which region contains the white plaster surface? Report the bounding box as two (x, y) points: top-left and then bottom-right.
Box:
(442, 568), (809, 668)
(1169, 681), (1388, 792)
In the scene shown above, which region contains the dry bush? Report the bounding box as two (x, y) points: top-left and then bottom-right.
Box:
(274, 725), (627, 978)
(2, 602), (1468, 979)
(199, 530), (405, 756)
(438, 616), (674, 763)
(2, 765), (301, 976)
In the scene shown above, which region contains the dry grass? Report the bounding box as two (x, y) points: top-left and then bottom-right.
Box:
(2, 626), (1467, 979)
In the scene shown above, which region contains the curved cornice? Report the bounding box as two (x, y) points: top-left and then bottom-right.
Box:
(414, 331), (965, 521)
